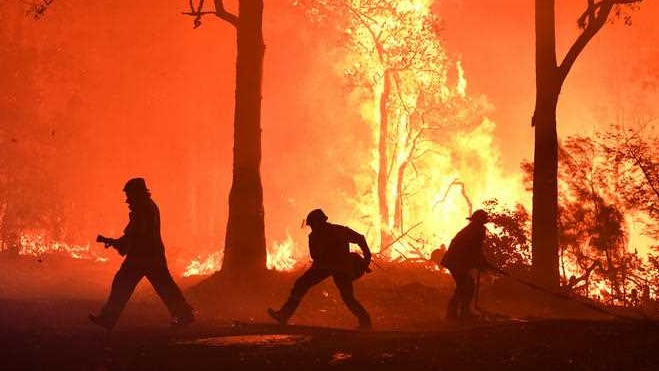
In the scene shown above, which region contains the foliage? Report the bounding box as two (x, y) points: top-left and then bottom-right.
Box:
(599, 125), (659, 239)
(522, 125), (659, 302)
(482, 199), (531, 273)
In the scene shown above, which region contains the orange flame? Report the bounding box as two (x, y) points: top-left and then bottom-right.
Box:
(267, 232), (303, 271)
(183, 251), (223, 277)
(13, 233), (107, 262)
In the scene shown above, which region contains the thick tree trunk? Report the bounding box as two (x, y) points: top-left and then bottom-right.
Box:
(221, 0), (268, 279)
(531, 97), (560, 288)
(532, 0), (561, 288)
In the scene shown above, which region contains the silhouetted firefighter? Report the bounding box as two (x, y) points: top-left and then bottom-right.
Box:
(268, 209), (373, 329)
(89, 178), (194, 330)
(440, 209), (498, 323)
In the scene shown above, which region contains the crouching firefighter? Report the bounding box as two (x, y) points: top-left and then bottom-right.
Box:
(89, 177), (195, 330)
(268, 209), (373, 329)
(440, 209), (498, 323)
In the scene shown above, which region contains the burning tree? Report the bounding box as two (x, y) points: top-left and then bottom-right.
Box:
(521, 125), (659, 303)
(556, 136), (630, 301)
(532, 0), (644, 288)
(601, 125), (659, 300)
(299, 0), (496, 257)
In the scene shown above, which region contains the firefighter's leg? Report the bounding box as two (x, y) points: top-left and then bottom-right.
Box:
(98, 260), (144, 327)
(446, 269), (465, 321)
(273, 266), (330, 323)
(446, 291), (461, 321)
(146, 259), (194, 321)
(333, 273), (371, 328)
(459, 273), (477, 321)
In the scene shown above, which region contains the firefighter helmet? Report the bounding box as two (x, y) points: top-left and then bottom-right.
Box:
(305, 208), (328, 226)
(467, 209), (488, 224)
(123, 177), (149, 193)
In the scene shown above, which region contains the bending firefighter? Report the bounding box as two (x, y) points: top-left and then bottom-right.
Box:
(268, 209), (373, 329)
(440, 209), (498, 323)
(90, 178), (195, 330)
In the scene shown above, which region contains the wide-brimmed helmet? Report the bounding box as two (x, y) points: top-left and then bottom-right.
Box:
(305, 208), (328, 226)
(467, 209), (488, 224)
(123, 177), (149, 193)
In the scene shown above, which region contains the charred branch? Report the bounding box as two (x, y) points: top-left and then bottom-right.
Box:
(24, 0), (54, 19)
(183, 0), (238, 29)
(379, 221), (423, 254)
(432, 179), (473, 217)
(560, 0), (642, 82)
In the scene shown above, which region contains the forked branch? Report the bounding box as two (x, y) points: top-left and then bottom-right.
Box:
(182, 0), (238, 29)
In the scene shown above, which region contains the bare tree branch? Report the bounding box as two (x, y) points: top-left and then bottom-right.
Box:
(213, 0), (239, 24)
(183, 0), (238, 29)
(560, 0), (643, 82)
(432, 179), (473, 216)
(380, 221), (423, 254)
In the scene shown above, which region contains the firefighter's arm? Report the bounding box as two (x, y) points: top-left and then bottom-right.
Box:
(476, 243), (502, 273)
(116, 211), (143, 256)
(308, 235), (319, 260)
(479, 232), (504, 273)
(347, 228), (371, 265)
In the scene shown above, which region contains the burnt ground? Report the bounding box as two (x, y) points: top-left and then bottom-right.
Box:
(2, 255), (659, 370)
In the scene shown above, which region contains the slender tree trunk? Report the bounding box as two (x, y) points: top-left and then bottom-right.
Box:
(221, 0), (268, 279)
(532, 0), (561, 288)
(378, 69), (393, 252)
(393, 155), (411, 233)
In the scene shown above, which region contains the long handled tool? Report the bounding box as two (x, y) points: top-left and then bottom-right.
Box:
(479, 267), (649, 321)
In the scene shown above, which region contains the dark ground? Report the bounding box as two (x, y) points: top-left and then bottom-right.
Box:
(2, 255), (659, 370)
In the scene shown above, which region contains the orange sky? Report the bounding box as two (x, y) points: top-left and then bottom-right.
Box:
(1, 0), (658, 271)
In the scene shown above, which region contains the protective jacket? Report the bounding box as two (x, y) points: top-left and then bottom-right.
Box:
(118, 197), (165, 259)
(309, 223), (370, 274)
(441, 222), (487, 273)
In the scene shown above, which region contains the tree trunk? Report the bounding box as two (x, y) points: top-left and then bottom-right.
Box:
(532, 0), (561, 288)
(393, 155), (411, 234)
(221, 0), (268, 280)
(531, 100), (560, 288)
(378, 69), (393, 252)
